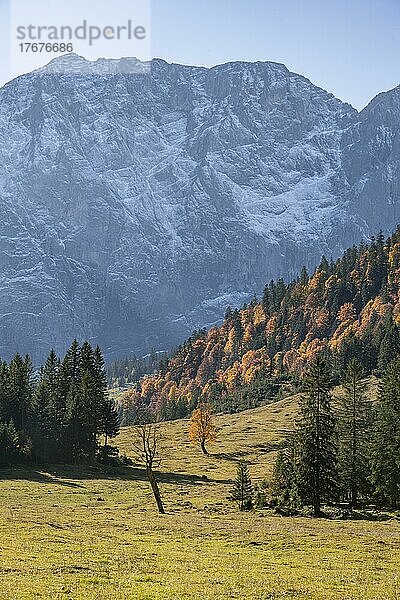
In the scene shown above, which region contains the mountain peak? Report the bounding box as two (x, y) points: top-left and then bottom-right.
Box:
(39, 53), (149, 76)
(42, 52), (88, 70)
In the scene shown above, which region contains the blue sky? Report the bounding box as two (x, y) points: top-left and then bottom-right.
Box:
(152, 0), (400, 109)
(1, 0), (399, 109)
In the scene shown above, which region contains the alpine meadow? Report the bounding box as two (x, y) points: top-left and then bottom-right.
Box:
(1, 1), (400, 598)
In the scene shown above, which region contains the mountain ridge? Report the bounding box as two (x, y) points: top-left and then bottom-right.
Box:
(0, 55), (399, 360)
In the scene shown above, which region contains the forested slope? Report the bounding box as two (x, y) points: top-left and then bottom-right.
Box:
(122, 228), (400, 420)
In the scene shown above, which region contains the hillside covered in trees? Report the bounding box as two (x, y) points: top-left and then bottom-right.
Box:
(122, 228), (400, 421)
(107, 351), (166, 388)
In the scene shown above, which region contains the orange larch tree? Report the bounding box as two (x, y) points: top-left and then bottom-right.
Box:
(188, 402), (217, 455)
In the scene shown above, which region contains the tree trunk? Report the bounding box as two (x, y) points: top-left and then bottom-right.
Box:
(147, 466), (165, 514)
(201, 440), (208, 455)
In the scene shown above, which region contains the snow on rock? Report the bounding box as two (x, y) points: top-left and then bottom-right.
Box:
(0, 56), (398, 360)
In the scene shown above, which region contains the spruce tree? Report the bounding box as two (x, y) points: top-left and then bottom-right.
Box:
(275, 278), (287, 309)
(0, 421), (20, 466)
(93, 345), (109, 436)
(230, 461), (253, 510)
(100, 399), (120, 446)
(31, 350), (60, 463)
(66, 370), (97, 463)
(63, 340), (82, 388)
(296, 356), (337, 516)
(299, 266), (309, 286)
(271, 436), (299, 509)
(62, 342), (110, 462)
(80, 341), (95, 373)
(371, 356), (400, 509)
(58, 341), (81, 461)
(8, 354), (33, 432)
(0, 360), (10, 423)
(262, 285), (271, 314)
(80, 341), (100, 457)
(337, 359), (372, 507)
(377, 321), (400, 374)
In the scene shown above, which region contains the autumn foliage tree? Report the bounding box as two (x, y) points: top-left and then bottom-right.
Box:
(189, 402), (216, 455)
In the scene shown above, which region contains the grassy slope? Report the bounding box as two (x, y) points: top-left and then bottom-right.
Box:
(0, 383), (399, 600)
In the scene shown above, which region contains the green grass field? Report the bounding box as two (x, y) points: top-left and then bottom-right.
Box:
(0, 389), (399, 599)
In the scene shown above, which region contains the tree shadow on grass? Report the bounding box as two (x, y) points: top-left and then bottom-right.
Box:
(253, 441), (286, 452)
(210, 450), (251, 462)
(157, 470), (232, 486)
(0, 465), (232, 487)
(0, 468), (85, 488)
(211, 442), (286, 461)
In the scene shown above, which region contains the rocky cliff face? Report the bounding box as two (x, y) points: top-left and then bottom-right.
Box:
(341, 84), (400, 232)
(0, 55), (398, 360)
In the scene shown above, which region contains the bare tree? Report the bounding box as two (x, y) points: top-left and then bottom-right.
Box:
(132, 410), (165, 514)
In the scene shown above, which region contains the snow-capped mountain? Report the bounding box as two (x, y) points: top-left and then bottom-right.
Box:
(0, 54), (398, 360)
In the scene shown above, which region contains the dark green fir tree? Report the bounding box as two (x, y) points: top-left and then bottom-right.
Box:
(31, 349), (61, 463)
(230, 461), (253, 511)
(100, 399), (120, 447)
(295, 356), (337, 516)
(337, 359), (372, 507)
(371, 356), (400, 509)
